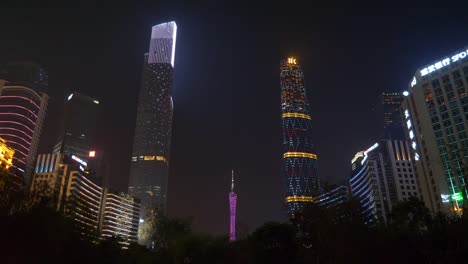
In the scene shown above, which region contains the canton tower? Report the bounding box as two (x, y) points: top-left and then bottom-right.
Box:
(129, 21), (177, 217)
(280, 57), (319, 217)
(229, 169), (237, 241)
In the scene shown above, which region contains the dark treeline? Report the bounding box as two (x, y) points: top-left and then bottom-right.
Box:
(2, 195), (468, 264)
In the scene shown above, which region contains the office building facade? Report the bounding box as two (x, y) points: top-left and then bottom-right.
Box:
(350, 140), (420, 224)
(350, 143), (382, 224)
(314, 185), (348, 210)
(32, 153), (140, 243)
(402, 46), (468, 214)
(0, 79), (48, 188)
(53, 92), (100, 162)
(31, 154), (103, 238)
(100, 190), (141, 247)
(382, 92), (405, 139)
(280, 57), (320, 217)
(129, 21), (177, 216)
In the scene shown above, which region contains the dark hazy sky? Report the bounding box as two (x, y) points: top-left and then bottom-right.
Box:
(1, 1), (468, 234)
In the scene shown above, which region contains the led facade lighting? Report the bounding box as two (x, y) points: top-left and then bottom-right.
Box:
(100, 192), (141, 245)
(361, 143), (379, 165)
(350, 140), (418, 225)
(72, 155), (87, 167)
(403, 109), (420, 161)
(129, 21), (177, 218)
(229, 170), (237, 241)
(148, 22), (177, 67)
(419, 49), (468, 76)
(0, 83), (48, 187)
(280, 57), (320, 217)
(402, 46), (468, 214)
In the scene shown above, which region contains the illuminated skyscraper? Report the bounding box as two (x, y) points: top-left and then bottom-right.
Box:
(314, 185), (348, 210)
(229, 170), (237, 241)
(53, 92), (100, 162)
(280, 57), (320, 217)
(129, 21), (177, 216)
(31, 153), (140, 244)
(100, 190), (141, 248)
(350, 140), (419, 224)
(402, 46), (468, 214)
(382, 92), (405, 139)
(0, 64), (48, 189)
(31, 154), (103, 240)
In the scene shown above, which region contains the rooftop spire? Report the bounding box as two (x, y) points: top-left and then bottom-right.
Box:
(231, 169), (235, 192)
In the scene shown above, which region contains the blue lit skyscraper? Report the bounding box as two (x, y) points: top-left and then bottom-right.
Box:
(280, 57), (320, 217)
(128, 22), (177, 217)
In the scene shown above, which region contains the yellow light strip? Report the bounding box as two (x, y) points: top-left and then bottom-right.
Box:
(282, 113), (311, 120)
(144, 155), (167, 163)
(285, 196), (313, 203)
(283, 152), (317, 159)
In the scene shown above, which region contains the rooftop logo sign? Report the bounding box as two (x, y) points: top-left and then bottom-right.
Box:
(420, 49), (468, 76)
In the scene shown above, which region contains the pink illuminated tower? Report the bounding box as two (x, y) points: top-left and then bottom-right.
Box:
(229, 169), (237, 241)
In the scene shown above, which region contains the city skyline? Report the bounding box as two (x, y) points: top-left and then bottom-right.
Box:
(1, 2), (468, 234)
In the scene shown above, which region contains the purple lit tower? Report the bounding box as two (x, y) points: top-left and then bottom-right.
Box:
(229, 169), (237, 241)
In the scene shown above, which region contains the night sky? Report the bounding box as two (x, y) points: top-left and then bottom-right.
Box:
(1, 1), (468, 235)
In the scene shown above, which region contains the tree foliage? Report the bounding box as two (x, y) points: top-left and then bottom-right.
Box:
(3, 196), (468, 263)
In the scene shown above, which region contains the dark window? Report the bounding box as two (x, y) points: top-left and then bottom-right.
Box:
(442, 75), (450, 84)
(463, 66), (468, 75)
(453, 70), (461, 79)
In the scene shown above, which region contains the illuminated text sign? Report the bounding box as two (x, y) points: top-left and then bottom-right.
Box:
(72, 155), (87, 167)
(361, 143), (379, 165)
(404, 109), (419, 161)
(420, 49), (468, 76)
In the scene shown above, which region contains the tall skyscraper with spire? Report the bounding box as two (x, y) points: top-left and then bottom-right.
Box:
(229, 169), (237, 241)
(128, 21), (177, 218)
(280, 57), (320, 217)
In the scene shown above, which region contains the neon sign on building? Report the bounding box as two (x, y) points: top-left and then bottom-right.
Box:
(419, 49), (468, 76)
(361, 143), (379, 165)
(71, 155), (87, 167)
(287, 57), (297, 64)
(404, 109), (419, 161)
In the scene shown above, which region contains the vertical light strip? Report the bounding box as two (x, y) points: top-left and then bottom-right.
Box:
(394, 140), (400, 160)
(171, 22), (177, 67)
(400, 141), (407, 161)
